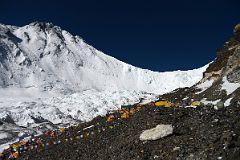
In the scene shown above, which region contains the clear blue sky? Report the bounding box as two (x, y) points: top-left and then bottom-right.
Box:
(0, 0), (239, 71)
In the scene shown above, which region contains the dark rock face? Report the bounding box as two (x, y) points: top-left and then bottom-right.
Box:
(203, 38), (240, 81)
(227, 66), (240, 83)
(181, 23), (240, 103)
(202, 24), (240, 82)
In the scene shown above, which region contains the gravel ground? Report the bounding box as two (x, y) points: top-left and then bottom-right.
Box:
(14, 101), (240, 160)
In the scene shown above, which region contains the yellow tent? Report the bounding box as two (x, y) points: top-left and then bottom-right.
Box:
(59, 128), (65, 133)
(191, 101), (201, 106)
(11, 143), (21, 149)
(154, 101), (175, 107)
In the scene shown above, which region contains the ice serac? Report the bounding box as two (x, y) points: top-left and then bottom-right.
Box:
(0, 22), (207, 146)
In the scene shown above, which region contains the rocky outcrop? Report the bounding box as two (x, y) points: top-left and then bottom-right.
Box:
(158, 24), (240, 107)
(203, 24), (240, 81)
(234, 24), (240, 41)
(200, 24), (240, 102)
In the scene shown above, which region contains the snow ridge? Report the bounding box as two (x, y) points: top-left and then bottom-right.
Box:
(0, 22), (207, 94)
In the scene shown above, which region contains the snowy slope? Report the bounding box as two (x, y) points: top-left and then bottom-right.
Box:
(0, 22), (208, 147)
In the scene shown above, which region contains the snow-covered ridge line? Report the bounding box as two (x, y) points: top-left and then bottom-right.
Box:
(0, 22), (208, 94)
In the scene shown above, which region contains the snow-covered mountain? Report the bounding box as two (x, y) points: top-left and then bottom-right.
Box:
(0, 22), (207, 94)
(0, 22), (207, 147)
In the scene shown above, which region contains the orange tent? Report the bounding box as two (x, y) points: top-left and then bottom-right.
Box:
(121, 111), (130, 119)
(12, 151), (19, 158)
(107, 115), (114, 122)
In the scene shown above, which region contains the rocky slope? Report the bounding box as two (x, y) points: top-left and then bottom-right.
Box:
(18, 102), (240, 160)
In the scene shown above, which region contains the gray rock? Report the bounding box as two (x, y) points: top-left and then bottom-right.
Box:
(216, 101), (224, 109)
(140, 124), (173, 141)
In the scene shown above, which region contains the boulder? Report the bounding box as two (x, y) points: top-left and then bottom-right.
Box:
(214, 101), (224, 110)
(215, 101), (224, 110)
(140, 124), (173, 141)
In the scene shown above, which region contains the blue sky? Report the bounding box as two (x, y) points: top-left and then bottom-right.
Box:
(0, 0), (239, 71)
